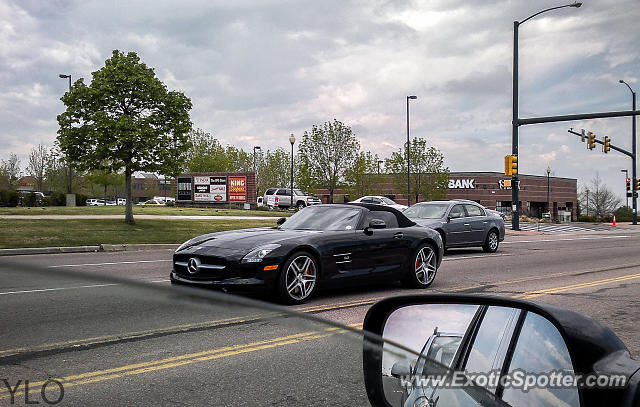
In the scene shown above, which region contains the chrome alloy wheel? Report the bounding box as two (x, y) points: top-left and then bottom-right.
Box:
(414, 246), (437, 285)
(285, 255), (317, 300)
(488, 232), (498, 251)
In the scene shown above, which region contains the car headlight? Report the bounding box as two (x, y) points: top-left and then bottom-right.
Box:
(241, 244), (281, 263)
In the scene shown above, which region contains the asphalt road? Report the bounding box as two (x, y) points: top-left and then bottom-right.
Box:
(1, 228), (639, 405)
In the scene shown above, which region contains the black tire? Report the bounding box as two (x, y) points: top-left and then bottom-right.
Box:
(276, 251), (318, 304)
(402, 243), (438, 288)
(483, 229), (499, 253)
(296, 201), (306, 210)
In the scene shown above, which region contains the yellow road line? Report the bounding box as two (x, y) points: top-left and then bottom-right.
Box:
(516, 272), (640, 299)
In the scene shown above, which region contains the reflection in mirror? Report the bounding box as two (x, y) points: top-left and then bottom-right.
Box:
(379, 303), (579, 407)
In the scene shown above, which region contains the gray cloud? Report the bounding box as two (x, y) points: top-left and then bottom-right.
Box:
(1, 0), (639, 199)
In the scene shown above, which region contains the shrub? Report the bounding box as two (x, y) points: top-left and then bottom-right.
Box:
(614, 206), (633, 222)
(578, 215), (596, 222)
(76, 194), (88, 206)
(0, 189), (19, 207)
(165, 201), (175, 207)
(21, 192), (37, 207)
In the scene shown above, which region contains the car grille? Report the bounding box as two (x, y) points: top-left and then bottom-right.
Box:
(173, 254), (227, 276)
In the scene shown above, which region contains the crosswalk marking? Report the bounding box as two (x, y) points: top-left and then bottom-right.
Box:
(507, 222), (614, 233)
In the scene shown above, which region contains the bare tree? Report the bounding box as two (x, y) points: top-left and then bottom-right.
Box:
(27, 144), (50, 192)
(578, 173), (621, 220)
(1, 153), (21, 188)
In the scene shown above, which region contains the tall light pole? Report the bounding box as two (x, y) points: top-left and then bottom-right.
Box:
(253, 146), (261, 195)
(546, 166), (551, 219)
(621, 169), (629, 208)
(289, 134), (295, 209)
(619, 79), (637, 225)
(511, 2), (582, 231)
(406, 95), (417, 206)
(59, 73), (75, 206)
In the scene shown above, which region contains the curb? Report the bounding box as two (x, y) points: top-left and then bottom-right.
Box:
(0, 243), (179, 257)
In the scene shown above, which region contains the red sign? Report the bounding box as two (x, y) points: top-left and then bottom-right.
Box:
(228, 176), (247, 202)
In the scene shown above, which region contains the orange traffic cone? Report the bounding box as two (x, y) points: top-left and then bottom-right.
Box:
(613, 216), (616, 227)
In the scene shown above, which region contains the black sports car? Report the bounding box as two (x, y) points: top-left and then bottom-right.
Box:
(170, 203), (444, 304)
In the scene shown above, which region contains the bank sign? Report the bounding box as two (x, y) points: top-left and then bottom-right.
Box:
(448, 179), (475, 189)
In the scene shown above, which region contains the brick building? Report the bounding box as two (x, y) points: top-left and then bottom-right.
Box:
(315, 171), (577, 221)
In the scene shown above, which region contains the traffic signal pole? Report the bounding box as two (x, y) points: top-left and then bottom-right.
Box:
(568, 128), (637, 225)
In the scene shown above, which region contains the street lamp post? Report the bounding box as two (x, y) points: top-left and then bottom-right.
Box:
(253, 146), (261, 195)
(289, 134), (295, 209)
(546, 166), (551, 218)
(619, 80), (637, 225)
(406, 95), (417, 206)
(59, 73), (75, 207)
(621, 169), (629, 208)
(511, 2), (582, 231)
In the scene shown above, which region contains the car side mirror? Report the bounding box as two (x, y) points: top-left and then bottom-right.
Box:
(364, 219), (386, 235)
(390, 361), (411, 378)
(276, 217), (286, 226)
(362, 294), (639, 407)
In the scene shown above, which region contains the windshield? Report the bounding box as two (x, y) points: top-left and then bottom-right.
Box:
(381, 197), (397, 205)
(279, 206), (361, 231)
(403, 203), (449, 219)
(294, 189), (305, 196)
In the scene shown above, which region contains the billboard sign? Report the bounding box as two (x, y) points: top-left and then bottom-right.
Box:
(177, 177), (193, 201)
(194, 176), (227, 202)
(228, 176), (247, 202)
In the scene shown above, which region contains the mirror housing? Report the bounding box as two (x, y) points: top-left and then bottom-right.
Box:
(364, 219), (386, 235)
(276, 217), (286, 226)
(390, 361), (411, 378)
(362, 294), (640, 407)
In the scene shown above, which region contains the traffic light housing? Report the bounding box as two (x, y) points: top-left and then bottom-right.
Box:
(587, 132), (596, 150)
(627, 177), (631, 192)
(636, 178), (640, 191)
(504, 155), (518, 176)
(604, 136), (610, 153)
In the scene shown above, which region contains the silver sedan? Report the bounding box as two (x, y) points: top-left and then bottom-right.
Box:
(403, 200), (505, 253)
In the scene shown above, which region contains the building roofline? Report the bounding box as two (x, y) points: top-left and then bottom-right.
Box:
(449, 171), (576, 182)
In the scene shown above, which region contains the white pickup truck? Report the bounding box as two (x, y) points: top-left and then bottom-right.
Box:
(264, 188), (321, 210)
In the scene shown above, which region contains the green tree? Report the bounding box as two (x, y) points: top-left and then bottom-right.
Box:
(57, 50), (192, 224)
(343, 151), (383, 198)
(257, 149), (291, 193)
(185, 129), (252, 173)
(297, 120), (359, 203)
(385, 137), (449, 203)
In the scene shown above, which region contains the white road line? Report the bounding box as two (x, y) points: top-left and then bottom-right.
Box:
(444, 253), (514, 261)
(48, 260), (172, 268)
(0, 284), (119, 295)
(503, 235), (629, 244)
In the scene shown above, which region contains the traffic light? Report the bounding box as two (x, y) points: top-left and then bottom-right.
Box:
(604, 136), (611, 153)
(627, 177), (631, 192)
(587, 132), (596, 150)
(504, 155), (517, 176)
(636, 178), (640, 191)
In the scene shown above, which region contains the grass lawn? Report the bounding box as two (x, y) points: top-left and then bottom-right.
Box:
(0, 218), (278, 249)
(0, 205), (292, 217)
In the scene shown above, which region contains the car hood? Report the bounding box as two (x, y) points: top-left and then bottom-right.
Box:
(178, 227), (323, 251)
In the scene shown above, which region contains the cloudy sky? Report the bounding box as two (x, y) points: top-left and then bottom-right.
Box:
(1, 0), (638, 199)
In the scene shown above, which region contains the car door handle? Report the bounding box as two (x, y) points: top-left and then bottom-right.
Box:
(463, 223), (470, 226)
(394, 232), (403, 239)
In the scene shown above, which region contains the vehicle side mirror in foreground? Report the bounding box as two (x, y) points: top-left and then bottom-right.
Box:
(276, 217), (286, 226)
(362, 294), (640, 407)
(364, 219), (386, 235)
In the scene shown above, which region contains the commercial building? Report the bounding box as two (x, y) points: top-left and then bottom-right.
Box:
(315, 171), (577, 221)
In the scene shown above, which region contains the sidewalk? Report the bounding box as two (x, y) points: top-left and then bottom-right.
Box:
(0, 243), (180, 256)
(0, 215), (277, 220)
